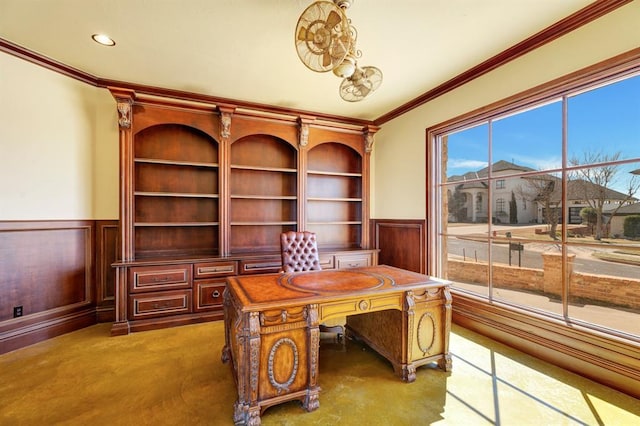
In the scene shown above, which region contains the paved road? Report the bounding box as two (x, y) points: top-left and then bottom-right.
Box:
(446, 224), (639, 336)
(447, 237), (639, 279)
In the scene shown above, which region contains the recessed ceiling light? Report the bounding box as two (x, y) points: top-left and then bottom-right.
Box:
(92, 34), (116, 46)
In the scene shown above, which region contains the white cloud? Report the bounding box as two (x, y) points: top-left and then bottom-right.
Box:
(448, 159), (488, 170)
(511, 154), (561, 171)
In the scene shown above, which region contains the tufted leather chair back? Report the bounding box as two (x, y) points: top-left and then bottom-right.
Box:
(280, 231), (322, 273)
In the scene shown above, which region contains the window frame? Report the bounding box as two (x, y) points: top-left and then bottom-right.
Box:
(426, 49), (640, 345)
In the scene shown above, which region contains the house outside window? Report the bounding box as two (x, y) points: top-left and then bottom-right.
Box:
(430, 65), (640, 340)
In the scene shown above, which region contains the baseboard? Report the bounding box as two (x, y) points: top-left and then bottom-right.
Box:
(125, 312), (225, 334)
(96, 306), (115, 323)
(0, 308), (96, 355)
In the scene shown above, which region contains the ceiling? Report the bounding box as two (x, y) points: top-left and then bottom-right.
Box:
(0, 0), (596, 122)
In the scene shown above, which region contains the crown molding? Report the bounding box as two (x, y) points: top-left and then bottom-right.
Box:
(0, 37), (97, 86)
(0, 0), (631, 128)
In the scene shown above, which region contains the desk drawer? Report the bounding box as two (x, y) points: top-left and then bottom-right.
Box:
(194, 279), (226, 312)
(129, 264), (191, 293)
(194, 261), (237, 278)
(129, 289), (192, 319)
(321, 293), (404, 319)
(335, 253), (372, 269)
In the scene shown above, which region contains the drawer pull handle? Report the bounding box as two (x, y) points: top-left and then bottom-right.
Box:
(152, 277), (170, 282)
(212, 290), (221, 298)
(199, 266), (234, 274)
(245, 262), (280, 270)
(152, 302), (170, 309)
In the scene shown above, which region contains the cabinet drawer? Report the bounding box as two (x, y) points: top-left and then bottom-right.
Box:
(129, 264), (192, 293)
(129, 290), (192, 319)
(318, 254), (335, 270)
(194, 279), (226, 312)
(194, 261), (238, 279)
(335, 253), (372, 269)
(239, 257), (282, 274)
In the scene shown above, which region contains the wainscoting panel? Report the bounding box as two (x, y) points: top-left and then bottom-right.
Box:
(96, 220), (118, 322)
(0, 221), (97, 354)
(371, 219), (426, 274)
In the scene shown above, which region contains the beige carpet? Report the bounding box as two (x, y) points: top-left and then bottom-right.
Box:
(1, 321), (638, 425)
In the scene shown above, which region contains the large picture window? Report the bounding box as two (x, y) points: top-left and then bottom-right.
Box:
(429, 61), (640, 341)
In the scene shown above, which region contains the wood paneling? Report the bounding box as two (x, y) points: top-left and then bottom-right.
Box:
(372, 219), (426, 274)
(0, 221), (98, 354)
(96, 220), (118, 322)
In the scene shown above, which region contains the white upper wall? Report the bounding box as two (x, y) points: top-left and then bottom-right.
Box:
(0, 52), (118, 220)
(372, 1), (640, 219)
(1, 2), (639, 222)
(92, 90), (119, 220)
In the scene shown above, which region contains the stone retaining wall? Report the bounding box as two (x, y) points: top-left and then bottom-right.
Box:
(448, 252), (640, 310)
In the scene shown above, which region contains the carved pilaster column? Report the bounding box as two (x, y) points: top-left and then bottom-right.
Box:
(248, 311), (261, 402)
(440, 285), (453, 372)
(219, 107), (234, 142)
(299, 116), (314, 149)
(108, 87), (135, 336)
(363, 124), (380, 153)
(109, 88), (135, 262)
(218, 104), (236, 256)
(307, 303), (320, 384)
(298, 116), (315, 229)
(403, 290), (418, 382)
(305, 303), (321, 412)
(116, 99), (132, 129)
(234, 310), (262, 425)
(404, 290), (416, 357)
(362, 124), (379, 248)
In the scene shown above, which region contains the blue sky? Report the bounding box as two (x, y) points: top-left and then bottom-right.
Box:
(446, 73), (640, 190)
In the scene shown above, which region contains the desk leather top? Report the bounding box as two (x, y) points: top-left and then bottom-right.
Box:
(226, 265), (449, 310)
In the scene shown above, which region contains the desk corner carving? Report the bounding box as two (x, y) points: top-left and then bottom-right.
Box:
(249, 312), (261, 335)
(307, 304), (319, 325)
(304, 389), (320, 412)
(439, 354), (453, 372)
(221, 346), (231, 363)
(233, 403), (261, 426)
(405, 290), (416, 310)
(398, 364), (417, 383)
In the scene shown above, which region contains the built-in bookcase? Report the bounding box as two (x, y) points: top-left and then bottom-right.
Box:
(229, 134), (297, 253)
(110, 90), (377, 334)
(307, 142), (363, 249)
(134, 124), (219, 258)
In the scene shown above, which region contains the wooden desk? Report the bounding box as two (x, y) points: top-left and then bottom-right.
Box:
(222, 265), (452, 425)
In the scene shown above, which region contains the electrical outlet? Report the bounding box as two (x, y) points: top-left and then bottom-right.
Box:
(13, 306), (23, 318)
